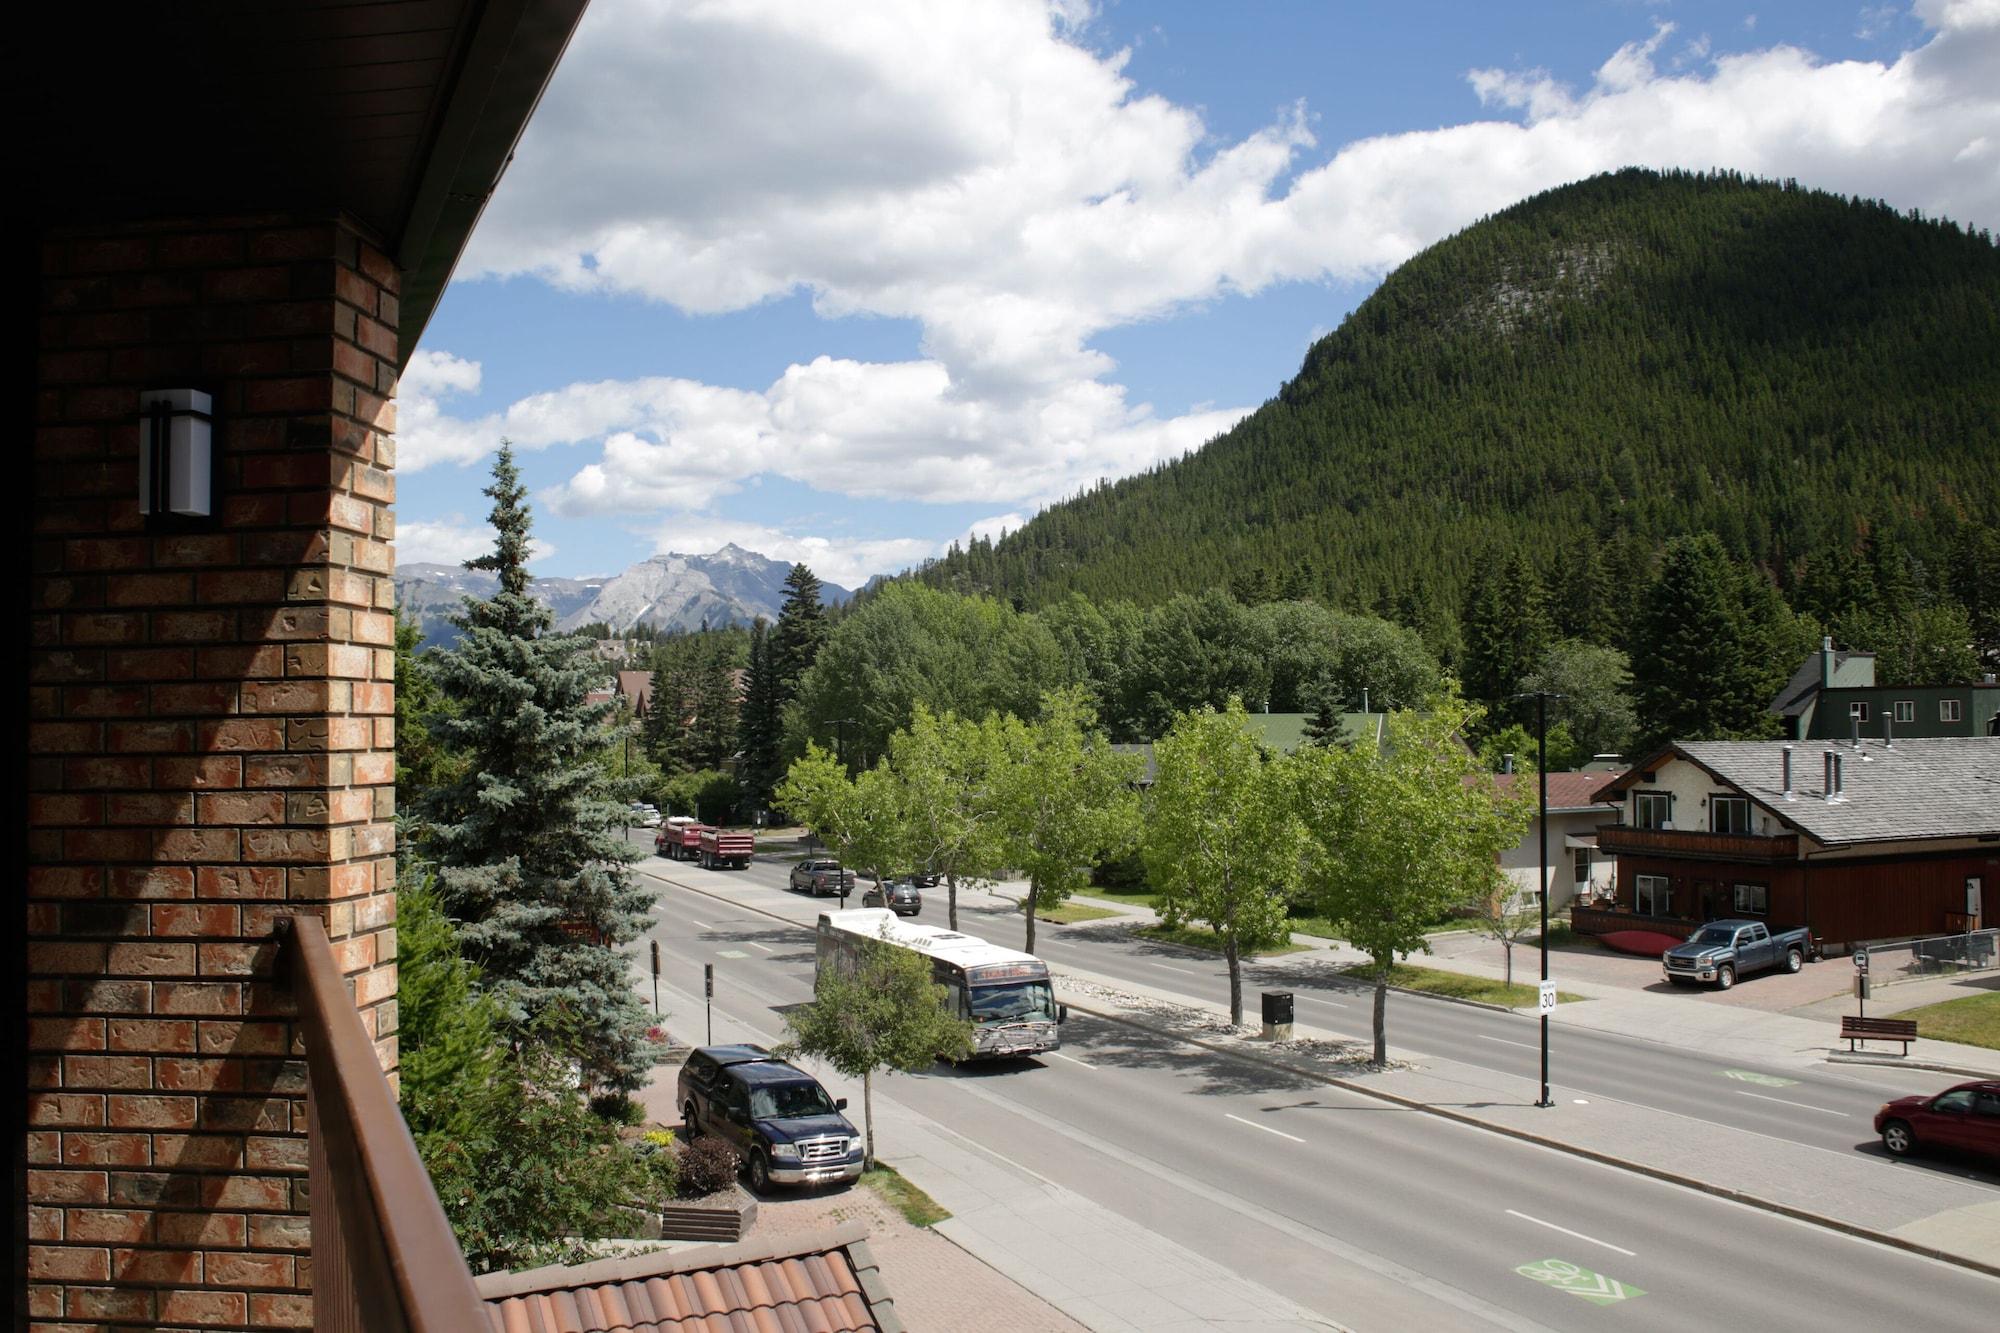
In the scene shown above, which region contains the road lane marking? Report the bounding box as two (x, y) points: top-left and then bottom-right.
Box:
(1147, 961), (1209, 977)
(1477, 1035), (1539, 1050)
(1296, 995), (1347, 1010)
(1734, 1090), (1848, 1117)
(1224, 1112), (1305, 1144)
(746, 941), (775, 952)
(716, 949), (748, 959)
(1046, 1051), (1096, 1069)
(1504, 1210), (1636, 1257)
(687, 919), (713, 931)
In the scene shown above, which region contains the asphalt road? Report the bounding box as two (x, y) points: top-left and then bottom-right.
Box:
(626, 843), (2000, 1331)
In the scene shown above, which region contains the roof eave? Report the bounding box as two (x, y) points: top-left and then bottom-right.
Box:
(396, 0), (592, 369)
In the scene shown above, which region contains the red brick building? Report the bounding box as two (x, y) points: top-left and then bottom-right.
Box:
(17, 4), (588, 1327)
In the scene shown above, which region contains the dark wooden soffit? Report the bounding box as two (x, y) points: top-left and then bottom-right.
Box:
(17, 0), (589, 368)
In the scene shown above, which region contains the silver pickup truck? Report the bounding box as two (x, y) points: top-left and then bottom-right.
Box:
(1662, 919), (1813, 989)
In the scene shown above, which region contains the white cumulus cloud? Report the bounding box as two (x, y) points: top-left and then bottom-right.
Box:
(397, 515), (557, 569)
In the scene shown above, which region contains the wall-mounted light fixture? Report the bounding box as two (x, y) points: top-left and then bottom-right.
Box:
(139, 388), (213, 520)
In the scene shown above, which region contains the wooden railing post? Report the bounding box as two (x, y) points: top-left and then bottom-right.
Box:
(275, 916), (488, 1332)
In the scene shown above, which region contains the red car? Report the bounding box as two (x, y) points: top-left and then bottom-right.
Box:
(1874, 1080), (2000, 1163)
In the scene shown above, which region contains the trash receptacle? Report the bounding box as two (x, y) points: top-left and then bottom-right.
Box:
(1261, 991), (1293, 1041)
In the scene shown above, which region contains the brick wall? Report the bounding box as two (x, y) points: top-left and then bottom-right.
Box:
(29, 216), (400, 1330)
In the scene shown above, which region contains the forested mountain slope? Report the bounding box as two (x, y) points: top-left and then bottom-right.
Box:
(915, 169), (1999, 615)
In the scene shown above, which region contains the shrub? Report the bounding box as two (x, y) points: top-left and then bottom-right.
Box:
(590, 1093), (645, 1125)
(675, 1135), (742, 1198)
(630, 1130), (680, 1202)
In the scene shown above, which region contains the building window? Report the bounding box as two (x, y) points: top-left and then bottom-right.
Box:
(1733, 883), (1769, 915)
(1711, 796), (1752, 834)
(1573, 847), (1591, 885)
(1634, 791), (1672, 829)
(1941, 699), (1963, 723)
(1636, 875), (1672, 917)
(1848, 701), (1870, 722)
(1894, 700), (1915, 723)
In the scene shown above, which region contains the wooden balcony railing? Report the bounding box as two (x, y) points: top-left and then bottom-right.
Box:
(1594, 823), (1799, 862)
(276, 915), (487, 1333)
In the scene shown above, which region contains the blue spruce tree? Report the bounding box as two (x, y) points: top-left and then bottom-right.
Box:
(418, 444), (654, 1091)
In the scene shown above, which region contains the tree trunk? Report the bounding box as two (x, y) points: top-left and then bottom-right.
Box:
(1023, 879), (1038, 955)
(1371, 963), (1389, 1066)
(863, 1068), (875, 1169)
(1502, 939), (1513, 986)
(946, 869), (959, 932)
(1226, 935), (1243, 1027)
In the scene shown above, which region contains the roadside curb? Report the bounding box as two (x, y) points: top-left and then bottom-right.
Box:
(1056, 994), (2000, 1285)
(1825, 1051), (2000, 1080)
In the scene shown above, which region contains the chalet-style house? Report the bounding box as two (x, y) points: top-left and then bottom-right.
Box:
(1577, 737), (1999, 947)
(1771, 637), (2000, 740)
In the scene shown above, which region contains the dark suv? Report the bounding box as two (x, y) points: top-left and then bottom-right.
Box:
(863, 877), (923, 916)
(677, 1045), (864, 1191)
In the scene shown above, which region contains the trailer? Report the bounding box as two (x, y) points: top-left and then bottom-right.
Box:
(698, 826), (755, 870)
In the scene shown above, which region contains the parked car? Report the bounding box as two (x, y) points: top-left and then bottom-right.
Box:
(1875, 1080), (2000, 1164)
(1662, 919), (1814, 989)
(789, 859), (857, 897)
(863, 878), (923, 916)
(677, 1044), (864, 1191)
(909, 869), (941, 888)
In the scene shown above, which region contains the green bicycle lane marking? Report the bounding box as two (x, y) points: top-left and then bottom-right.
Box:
(1517, 1258), (1646, 1305)
(1722, 1069), (1799, 1087)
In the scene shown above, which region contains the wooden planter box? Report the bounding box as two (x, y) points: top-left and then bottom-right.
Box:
(658, 1186), (757, 1243)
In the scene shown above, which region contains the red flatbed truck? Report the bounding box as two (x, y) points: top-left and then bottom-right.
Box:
(655, 816), (705, 861)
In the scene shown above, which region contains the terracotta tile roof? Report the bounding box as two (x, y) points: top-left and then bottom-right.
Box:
(1493, 770), (1622, 811)
(474, 1220), (903, 1333)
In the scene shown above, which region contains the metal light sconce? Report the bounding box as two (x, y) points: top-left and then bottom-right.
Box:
(139, 388), (214, 520)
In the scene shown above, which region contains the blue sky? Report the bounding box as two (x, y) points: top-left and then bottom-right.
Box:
(399, 1), (1997, 586)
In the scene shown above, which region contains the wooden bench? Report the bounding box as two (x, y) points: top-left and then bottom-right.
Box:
(1841, 1015), (1917, 1053)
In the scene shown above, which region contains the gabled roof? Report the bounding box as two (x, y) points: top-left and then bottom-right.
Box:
(476, 1220), (903, 1333)
(1494, 771), (1623, 812)
(1769, 645), (1876, 717)
(1611, 738), (2000, 846)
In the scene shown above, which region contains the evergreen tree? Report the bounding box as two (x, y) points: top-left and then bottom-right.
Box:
(771, 563), (829, 698)
(1460, 549), (1552, 730)
(1301, 689), (1344, 746)
(737, 619), (785, 810)
(1630, 533), (1776, 749)
(393, 605), (461, 825)
(686, 650), (739, 771)
(417, 445), (655, 1091)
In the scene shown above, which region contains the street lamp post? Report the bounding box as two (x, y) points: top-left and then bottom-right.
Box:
(1510, 689), (1564, 1110)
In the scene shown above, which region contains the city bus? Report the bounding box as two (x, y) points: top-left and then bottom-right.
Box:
(815, 908), (1066, 1059)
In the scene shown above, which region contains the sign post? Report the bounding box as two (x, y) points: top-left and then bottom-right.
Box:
(649, 939), (660, 1018)
(704, 962), (714, 1046)
(1853, 948), (1869, 1019)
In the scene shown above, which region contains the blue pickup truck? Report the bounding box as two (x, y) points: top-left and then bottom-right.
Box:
(1662, 919), (1814, 989)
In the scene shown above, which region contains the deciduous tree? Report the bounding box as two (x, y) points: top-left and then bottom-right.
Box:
(1142, 700), (1305, 1025)
(1293, 702), (1526, 1064)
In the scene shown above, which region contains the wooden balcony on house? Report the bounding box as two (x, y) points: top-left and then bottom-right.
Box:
(277, 915), (488, 1333)
(1595, 823), (1799, 862)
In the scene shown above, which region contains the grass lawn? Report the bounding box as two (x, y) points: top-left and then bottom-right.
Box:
(1080, 886), (1164, 911)
(1348, 962), (1585, 1007)
(1035, 901), (1120, 925)
(1136, 923), (1310, 958)
(1892, 990), (2000, 1051)
(861, 1164), (950, 1226)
